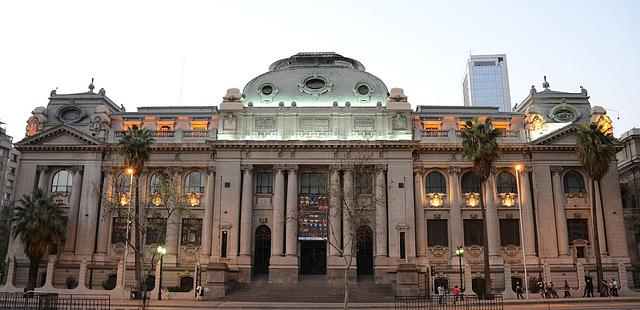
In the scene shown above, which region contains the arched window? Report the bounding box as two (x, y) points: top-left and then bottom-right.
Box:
(496, 172), (517, 193)
(425, 172), (446, 194)
(150, 171), (168, 193)
(51, 170), (73, 193)
(184, 171), (205, 193)
(461, 172), (479, 193)
(563, 170), (586, 194)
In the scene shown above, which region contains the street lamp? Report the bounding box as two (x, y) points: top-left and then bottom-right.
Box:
(455, 246), (465, 294)
(514, 164), (529, 299)
(157, 245), (167, 300)
(122, 167), (135, 302)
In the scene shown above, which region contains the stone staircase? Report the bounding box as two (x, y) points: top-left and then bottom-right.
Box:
(223, 275), (395, 303)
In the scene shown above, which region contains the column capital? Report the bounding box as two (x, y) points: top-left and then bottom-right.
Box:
(329, 164), (342, 172)
(36, 165), (50, 173)
(285, 164), (299, 172)
(375, 164), (388, 172)
(550, 166), (564, 175)
(448, 166), (461, 175)
(517, 165), (533, 174)
(413, 167), (425, 176)
(489, 167), (498, 175)
(241, 164), (253, 173)
(169, 166), (182, 176)
(273, 164), (287, 172)
(70, 165), (84, 174)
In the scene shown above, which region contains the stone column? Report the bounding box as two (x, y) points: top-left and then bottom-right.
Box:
(271, 165), (286, 257)
(165, 167), (181, 263)
(448, 167), (463, 254)
(519, 167), (537, 258)
(413, 168), (427, 259)
(484, 172), (501, 261)
(96, 168), (113, 254)
(36, 165), (50, 192)
(285, 165), (299, 257)
(201, 167), (215, 261)
(64, 165), (84, 254)
(375, 165), (388, 257)
(551, 166), (570, 257)
(239, 165), (253, 257)
(329, 165), (342, 257)
(75, 164), (101, 256)
(343, 168), (355, 257)
(594, 182), (608, 255)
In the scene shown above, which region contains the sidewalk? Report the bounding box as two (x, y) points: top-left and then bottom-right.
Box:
(111, 296), (640, 310)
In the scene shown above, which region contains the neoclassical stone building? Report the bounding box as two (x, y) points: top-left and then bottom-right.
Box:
(1, 53), (632, 298)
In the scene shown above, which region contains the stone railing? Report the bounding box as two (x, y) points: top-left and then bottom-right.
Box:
(151, 130), (175, 138)
(497, 130), (519, 138)
(182, 130), (208, 138)
(421, 130), (449, 138)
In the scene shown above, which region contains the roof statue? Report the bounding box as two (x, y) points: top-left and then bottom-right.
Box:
(542, 76), (550, 90)
(88, 78), (95, 93)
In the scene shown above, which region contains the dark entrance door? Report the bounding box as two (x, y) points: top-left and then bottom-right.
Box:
(356, 226), (374, 275)
(300, 241), (326, 275)
(254, 225), (271, 274)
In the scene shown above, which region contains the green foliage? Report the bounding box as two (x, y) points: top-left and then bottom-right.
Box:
(576, 122), (616, 181)
(12, 188), (65, 261)
(460, 117), (501, 183)
(118, 125), (155, 175)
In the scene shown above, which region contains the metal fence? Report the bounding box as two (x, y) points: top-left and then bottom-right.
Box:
(395, 294), (503, 310)
(0, 292), (110, 310)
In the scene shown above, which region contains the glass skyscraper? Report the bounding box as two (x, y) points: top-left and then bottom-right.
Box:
(462, 54), (512, 111)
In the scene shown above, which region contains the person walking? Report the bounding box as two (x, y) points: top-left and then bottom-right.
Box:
(453, 285), (461, 303)
(550, 282), (559, 298)
(586, 279), (594, 297)
(538, 281), (545, 298)
(602, 280), (610, 297)
(563, 280), (571, 298)
(612, 278), (619, 297)
(516, 285), (524, 299)
(437, 285), (446, 305)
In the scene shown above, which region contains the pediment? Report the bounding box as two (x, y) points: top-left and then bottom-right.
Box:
(530, 123), (580, 146)
(17, 124), (102, 147)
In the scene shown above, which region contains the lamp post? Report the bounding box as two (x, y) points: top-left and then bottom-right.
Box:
(455, 246), (465, 294)
(122, 167), (134, 302)
(514, 164), (529, 299)
(157, 245), (167, 300)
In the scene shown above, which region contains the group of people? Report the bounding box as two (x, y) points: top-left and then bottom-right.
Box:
(536, 281), (567, 298)
(436, 285), (463, 304)
(582, 278), (619, 297)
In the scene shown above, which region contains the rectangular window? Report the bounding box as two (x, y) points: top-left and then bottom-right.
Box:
(145, 218), (166, 245)
(6, 180), (13, 188)
(576, 246), (585, 258)
(300, 173), (327, 194)
(400, 232), (406, 259)
(567, 219), (589, 242)
(464, 219), (484, 246)
(181, 218), (202, 246)
(221, 231), (228, 258)
(427, 219), (449, 247)
(10, 154), (17, 163)
(9, 167), (15, 175)
(4, 192), (11, 200)
(256, 172), (273, 194)
(355, 173), (373, 195)
(111, 217), (128, 244)
(499, 219), (521, 246)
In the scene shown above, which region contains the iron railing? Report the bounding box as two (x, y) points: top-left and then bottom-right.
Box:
(0, 292), (110, 310)
(395, 294), (503, 310)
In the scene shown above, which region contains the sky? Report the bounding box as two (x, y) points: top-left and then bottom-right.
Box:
(0, 0), (638, 141)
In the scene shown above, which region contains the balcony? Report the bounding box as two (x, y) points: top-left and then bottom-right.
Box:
(152, 130), (175, 138)
(421, 130), (449, 138)
(497, 130), (519, 138)
(182, 130), (209, 138)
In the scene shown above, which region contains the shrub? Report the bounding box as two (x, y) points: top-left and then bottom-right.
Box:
(66, 276), (78, 289)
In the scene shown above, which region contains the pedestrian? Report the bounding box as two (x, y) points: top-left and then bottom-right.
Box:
(196, 285), (204, 300)
(453, 285), (461, 303)
(563, 280), (571, 298)
(586, 279), (594, 297)
(538, 281), (545, 298)
(516, 285), (524, 299)
(602, 280), (609, 297)
(612, 278), (619, 297)
(437, 285), (445, 305)
(550, 282), (559, 298)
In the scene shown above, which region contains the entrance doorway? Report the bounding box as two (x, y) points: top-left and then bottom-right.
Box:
(356, 226), (374, 275)
(254, 225), (271, 274)
(472, 277), (486, 298)
(300, 241), (326, 275)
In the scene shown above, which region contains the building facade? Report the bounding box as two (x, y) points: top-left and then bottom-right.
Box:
(617, 128), (640, 287)
(463, 54), (512, 112)
(1, 53), (632, 298)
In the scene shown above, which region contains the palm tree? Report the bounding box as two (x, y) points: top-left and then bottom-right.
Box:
(12, 188), (65, 290)
(576, 122), (616, 297)
(118, 125), (155, 292)
(460, 117), (501, 298)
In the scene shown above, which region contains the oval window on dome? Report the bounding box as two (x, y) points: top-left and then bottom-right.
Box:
(554, 109), (575, 122)
(357, 84), (370, 95)
(261, 85), (273, 95)
(305, 78), (326, 90)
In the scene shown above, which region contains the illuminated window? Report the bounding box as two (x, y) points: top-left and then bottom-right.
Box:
(492, 121), (510, 130)
(191, 120), (208, 131)
(422, 121), (441, 130)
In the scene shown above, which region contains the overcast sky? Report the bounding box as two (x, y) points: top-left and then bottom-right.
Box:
(0, 0), (638, 140)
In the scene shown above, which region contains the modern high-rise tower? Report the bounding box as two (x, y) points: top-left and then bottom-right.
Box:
(462, 54), (512, 111)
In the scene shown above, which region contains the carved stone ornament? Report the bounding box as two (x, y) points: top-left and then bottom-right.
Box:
(241, 164), (253, 173)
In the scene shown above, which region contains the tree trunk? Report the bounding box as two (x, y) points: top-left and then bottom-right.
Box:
(26, 257), (41, 290)
(134, 175), (142, 290)
(477, 176), (492, 298)
(592, 179), (604, 297)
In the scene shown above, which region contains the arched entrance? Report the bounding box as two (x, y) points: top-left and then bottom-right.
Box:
(472, 277), (485, 298)
(433, 277), (449, 294)
(254, 225), (271, 274)
(356, 226), (374, 275)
